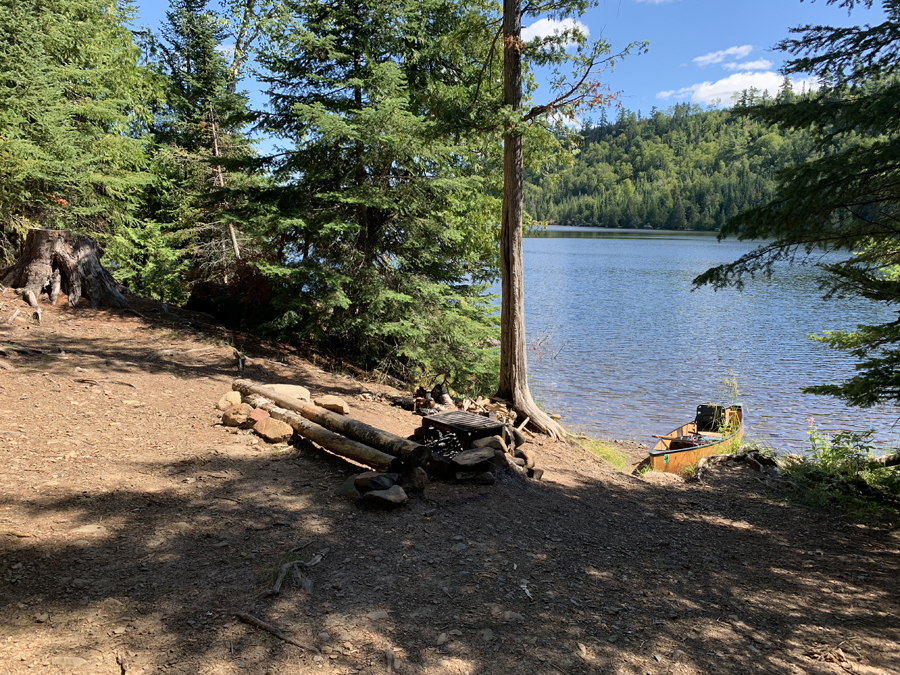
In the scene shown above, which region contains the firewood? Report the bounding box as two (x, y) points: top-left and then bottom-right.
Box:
(244, 394), (401, 472)
(235, 380), (430, 466)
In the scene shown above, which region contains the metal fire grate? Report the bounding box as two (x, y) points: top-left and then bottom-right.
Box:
(421, 411), (505, 451)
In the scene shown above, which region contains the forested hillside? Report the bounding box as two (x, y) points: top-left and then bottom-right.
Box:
(526, 88), (820, 231)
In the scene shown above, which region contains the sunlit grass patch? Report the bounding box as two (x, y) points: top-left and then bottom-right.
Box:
(573, 436), (628, 472)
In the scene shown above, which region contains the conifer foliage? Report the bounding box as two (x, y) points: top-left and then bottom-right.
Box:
(695, 0), (900, 408)
(0, 0), (150, 265)
(254, 0), (502, 390)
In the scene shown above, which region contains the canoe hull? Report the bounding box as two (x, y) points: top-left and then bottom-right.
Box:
(648, 407), (744, 474)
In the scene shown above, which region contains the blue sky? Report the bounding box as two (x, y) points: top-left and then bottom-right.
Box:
(526, 0), (881, 114)
(131, 0), (881, 115)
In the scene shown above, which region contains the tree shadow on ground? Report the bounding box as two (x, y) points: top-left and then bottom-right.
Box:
(3, 440), (899, 675)
(1, 299), (898, 674)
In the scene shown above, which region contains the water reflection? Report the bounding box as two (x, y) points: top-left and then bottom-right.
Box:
(522, 228), (900, 450)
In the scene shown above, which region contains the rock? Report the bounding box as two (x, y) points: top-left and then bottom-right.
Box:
(318, 631), (331, 640)
(247, 407), (270, 426)
(363, 485), (408, 507)
(50, 656), (88, 668)
(366, 610), (391, 620)
(503, 611), (524, 622)
(451, 542), (467, 552)
(509, 425), (527, 447)
(314, 395), (350, 415)
(480, 628), (495, 642)
(515, 447), (536, 469)
(355, 472), (399, 492)
(550, 413), (562, 420)
(527, 468), (544, 481)
(222, 403), (253, 427)
(217, 391), (242, 410)
(436, 632), (449, 645)
(334, 476), (362, 502)
(252, 417), (293, 443)
(451, 446), (495, 471)
(424, 454), (455, 480)
(455, 471), (495, 485)
(511, 457), (526, 467)
(33, 612), (49, 623)
(399, 467), (428, 492)
(501, 425), (517, 451)
(70, 578), (91, 589)
(471, 435), (507, 452)
(267, 383), (311, 403)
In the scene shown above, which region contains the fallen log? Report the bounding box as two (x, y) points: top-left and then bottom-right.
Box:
(233, 379), (430, 467)
(867, 452), (900, 470)
(244, 394), (400, 472)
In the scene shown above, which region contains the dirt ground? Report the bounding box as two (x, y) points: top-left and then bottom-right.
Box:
(0, 288), (898, 675)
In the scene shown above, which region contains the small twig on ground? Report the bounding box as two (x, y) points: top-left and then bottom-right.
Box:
(297, 553), (323, 568)
(72, 378), (137, 388)
(116, 652), (128, 675)
(516, 416), (531, 431)
(145, 346), (215, 362)
(233, 612), (318, 653)
(290, 541), (314, 553)
(270, 561), (294, 595)
(2, 308), (20, 325)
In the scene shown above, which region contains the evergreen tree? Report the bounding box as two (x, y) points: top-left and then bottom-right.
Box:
(695, 0), (900, 408)
(0, 0), (150, 265)
(253, 0), (503, 391)
(111, 0), (262, 300)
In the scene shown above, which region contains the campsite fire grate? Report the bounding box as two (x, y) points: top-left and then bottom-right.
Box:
(421, 410), (505, 451)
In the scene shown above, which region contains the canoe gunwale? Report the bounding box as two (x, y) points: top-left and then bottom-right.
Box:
(647, 423), (743, 457)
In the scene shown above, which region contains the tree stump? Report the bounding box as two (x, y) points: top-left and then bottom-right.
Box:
(0, 229), (130, 309)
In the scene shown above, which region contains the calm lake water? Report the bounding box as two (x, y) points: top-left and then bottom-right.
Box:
(521, 227), (900, 451)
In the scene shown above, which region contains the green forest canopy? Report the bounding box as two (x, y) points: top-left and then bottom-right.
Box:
(526, 85), (822, 232)
(2, 0), (897, 407)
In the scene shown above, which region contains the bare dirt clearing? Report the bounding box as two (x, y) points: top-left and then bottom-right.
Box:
(0, 288), (898, 675)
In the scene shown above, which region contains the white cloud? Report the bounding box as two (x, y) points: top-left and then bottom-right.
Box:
(692, 45), (753, 67)
(723, 59), (773, 71)
(657, 72), (820, 105)
(521, 18), (589, 45)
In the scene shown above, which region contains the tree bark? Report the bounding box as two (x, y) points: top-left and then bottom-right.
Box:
(498, 0), (564, 439)
(0, 229), (130, 309)
(865, 452), (900, 470)
(233, 379), (431, 466)
(243, 394), (402, 472)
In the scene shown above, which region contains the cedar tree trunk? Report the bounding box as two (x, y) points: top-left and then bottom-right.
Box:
(498, 0), (564, 439)
(1, 228), (131, 309)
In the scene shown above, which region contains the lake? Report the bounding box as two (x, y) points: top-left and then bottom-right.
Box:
(521, 227), (900, 451)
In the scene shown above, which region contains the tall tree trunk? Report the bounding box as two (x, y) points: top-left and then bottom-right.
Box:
(209, 107), (242, 261)
(497, 0), (564, 439)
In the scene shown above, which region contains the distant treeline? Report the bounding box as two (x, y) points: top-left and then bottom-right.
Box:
(526, 85), (824, 231)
